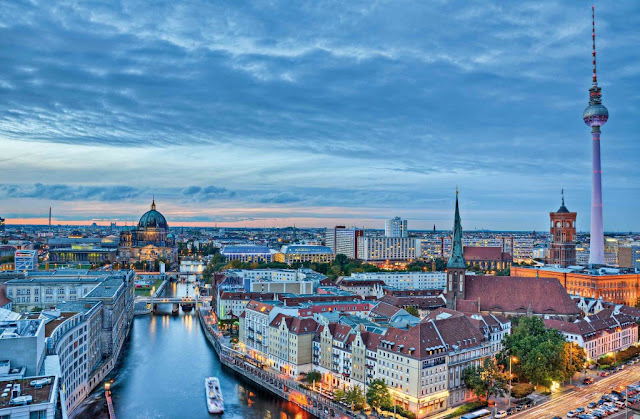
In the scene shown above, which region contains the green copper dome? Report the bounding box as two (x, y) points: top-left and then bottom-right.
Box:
(138, 198), (168, 229)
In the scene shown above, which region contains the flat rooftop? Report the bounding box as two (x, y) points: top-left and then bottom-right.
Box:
(0, 376), (55, 408)
(84, 277), (124, 299)
(43, 313), (77, 337)
(0, 320), (42, 339)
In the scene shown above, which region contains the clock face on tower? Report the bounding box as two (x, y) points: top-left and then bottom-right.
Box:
(556, 221), (561, 228)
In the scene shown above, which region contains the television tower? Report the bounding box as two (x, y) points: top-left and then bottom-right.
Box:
(583, 5), (608, 266)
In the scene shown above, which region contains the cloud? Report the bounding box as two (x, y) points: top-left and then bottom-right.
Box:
(182, 185), (236, 201)
(0, 183), (141, 201)
(0, 1), (639, 229)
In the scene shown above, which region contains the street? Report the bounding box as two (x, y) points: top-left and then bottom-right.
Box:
(513, 366), (640, 419)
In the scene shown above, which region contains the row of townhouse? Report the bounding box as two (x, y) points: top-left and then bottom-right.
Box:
(239, 298), (510, 419)
(544, 307), (639, 361)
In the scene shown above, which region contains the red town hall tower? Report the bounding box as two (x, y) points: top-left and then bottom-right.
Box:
(548, 191), (577, 267)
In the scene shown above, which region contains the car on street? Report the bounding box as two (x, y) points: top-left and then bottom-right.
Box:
(601, 372), (610, 377)
(567, 411), (576, 418)
(495, 411), (507, 418)
(576, 407), (586, 413)
(584, 378), (595, 385)
(588, 403), (598, 409)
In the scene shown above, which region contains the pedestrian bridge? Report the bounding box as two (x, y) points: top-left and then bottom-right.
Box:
(136, 296), (212, 304)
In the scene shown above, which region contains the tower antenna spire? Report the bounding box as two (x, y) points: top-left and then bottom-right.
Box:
(561, 188), (565, 206)
(592, 5), (597, 86)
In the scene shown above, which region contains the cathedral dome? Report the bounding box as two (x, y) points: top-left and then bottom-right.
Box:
(138, 198), (168, 229)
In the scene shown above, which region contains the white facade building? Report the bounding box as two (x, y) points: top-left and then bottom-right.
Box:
(325, 226), (363, 259)
(349, 271), (446, 290)
(357, 237), (420, 262)
(385, 217), (408, 238)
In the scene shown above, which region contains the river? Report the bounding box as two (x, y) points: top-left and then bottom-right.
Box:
(72, 282), (312, 419)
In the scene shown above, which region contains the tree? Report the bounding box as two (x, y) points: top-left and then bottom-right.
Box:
(366, 379), (392, 410)
(345, 386), (365, 410)
(462, 358), (508, 406)
(334, 254), (348, 267)
(500, 316), (585, 388)
(305, 370), (322, 389)
(405, 306), (420, 317)
(334, 388), (346, 402)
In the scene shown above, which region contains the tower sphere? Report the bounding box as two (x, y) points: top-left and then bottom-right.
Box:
(583, 103), (608, 127)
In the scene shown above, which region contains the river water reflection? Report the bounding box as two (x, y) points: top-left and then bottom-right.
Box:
(72, 282), (312, 419)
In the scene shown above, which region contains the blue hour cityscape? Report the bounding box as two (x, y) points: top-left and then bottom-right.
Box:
(1, 2), (640, 419)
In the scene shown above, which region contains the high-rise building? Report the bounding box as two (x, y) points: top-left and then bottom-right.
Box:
(384, 217), (407, 237)
(0, 216), (5, 232)
(324, 226), (363, 259)
(356, 237), (420, 262)
(548, 191), (577, 267)
(583, 6), (609, 265)
(619, 245), (640, 270)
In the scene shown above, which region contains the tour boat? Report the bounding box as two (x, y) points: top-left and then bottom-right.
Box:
(205, 377), (224, 414)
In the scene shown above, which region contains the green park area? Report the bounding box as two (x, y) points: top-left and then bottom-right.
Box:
(136, 278), (165, 297)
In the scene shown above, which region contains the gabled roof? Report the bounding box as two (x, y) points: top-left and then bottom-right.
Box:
(463, 275), (580, 316)
(370, 302), (402, 318)
(327, 323), (353, 341)
(380, 322), (446, 359)
(432, 316), (485, 350)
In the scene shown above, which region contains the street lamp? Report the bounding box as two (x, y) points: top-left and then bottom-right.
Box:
(508, 356), (518, 409)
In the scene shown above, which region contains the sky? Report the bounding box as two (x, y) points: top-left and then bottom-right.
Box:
(1, 1), (639, 231)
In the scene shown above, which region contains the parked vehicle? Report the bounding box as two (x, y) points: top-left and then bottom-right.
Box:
(495, 411), (507, 419)
(584, 378), (595, 385)
(567, 411), (576, 418)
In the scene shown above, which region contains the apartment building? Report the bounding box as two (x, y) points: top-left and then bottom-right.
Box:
(268, 314), (319, 377)
(544, 307), (638, 361)
(348, 271), (446, 290)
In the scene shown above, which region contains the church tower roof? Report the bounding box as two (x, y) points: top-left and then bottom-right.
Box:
(447, 189), (466, 269)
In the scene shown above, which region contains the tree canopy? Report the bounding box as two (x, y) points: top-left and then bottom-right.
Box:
(366, 379), (392, 409)
(462, 357), (508, 403)
(499, 316), (586, 387)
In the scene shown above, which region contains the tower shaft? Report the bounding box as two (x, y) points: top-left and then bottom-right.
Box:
(589, 127), (605, 264)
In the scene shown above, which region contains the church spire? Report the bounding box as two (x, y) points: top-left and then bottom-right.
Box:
(151, 195), (156, 210)
(447, 189), (465, 269)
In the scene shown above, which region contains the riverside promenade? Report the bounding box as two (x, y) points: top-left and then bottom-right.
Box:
(197, 307), (359, 419)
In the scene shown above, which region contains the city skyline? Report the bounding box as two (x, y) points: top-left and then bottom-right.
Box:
(2, 1), (640, 231)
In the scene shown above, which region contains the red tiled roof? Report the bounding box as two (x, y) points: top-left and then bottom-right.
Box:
(423, 307), (465, 321)
(433, 316), (485, 349)
(328, 323), (353, 341)
(285, 316), (319, 334)
(380, 323), (446, 359)
(464, 275), (580, 315)
(370, 302), (402, 318)
(464, 246), (504, 261)
(245, 300), (276, 314)
(360, 330), (384, 351)
(0, 285), (10, 308)
(456, 299), (479, 313)
(380, 295), (445, 310)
